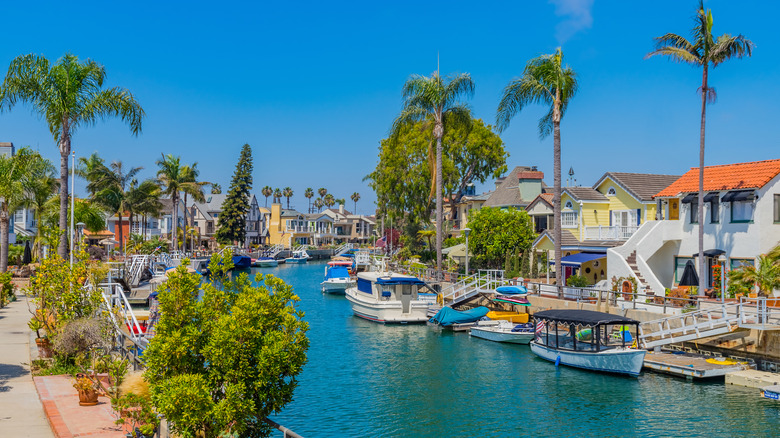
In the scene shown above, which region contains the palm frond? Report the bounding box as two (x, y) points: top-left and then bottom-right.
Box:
(645, 46), (701, 65)
(80, 87), (144, 135)
(710, 34), (755, 65)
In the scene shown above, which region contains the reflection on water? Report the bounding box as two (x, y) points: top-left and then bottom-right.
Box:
(256, 262), (779, 437)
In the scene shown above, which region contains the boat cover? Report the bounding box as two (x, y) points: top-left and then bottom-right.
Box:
(375, 276), (425, 286)
(533, 309), (638, 325)
(496, 285), (528, 294)
(325, 266), (350, 280)
(429, 306), (489, 326)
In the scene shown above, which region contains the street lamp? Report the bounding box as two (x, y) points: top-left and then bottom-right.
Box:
(463, 227), (471, 275)
(718, 254), (727, 304)
(69, 150), (75, 268)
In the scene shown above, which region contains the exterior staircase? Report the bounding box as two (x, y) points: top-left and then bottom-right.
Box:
(439, 270), (507, 308)
(625, 250), (649, 289)
(126, 255), (150, 287)
(334, 243), (353, 257)
(262, 244), (285, 258)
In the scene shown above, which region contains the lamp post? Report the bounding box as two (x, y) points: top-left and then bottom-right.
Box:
(718, 254), (727, 304)
(463, 227), (471, 275)
(69, 150), (75, 268)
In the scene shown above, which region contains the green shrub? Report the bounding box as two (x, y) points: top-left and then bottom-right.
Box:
(566, 275), (590, 288)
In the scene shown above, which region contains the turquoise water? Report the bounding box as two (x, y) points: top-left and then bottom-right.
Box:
(252, 262), (779, 437)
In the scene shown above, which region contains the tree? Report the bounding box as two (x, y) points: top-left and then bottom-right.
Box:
(76, 152), (106, 197)
(1, 53), (144, 258)
(210, 183), (221, 194)
(180, 163), (207, 251)
(87, 160), (142, 255)
(156, 154), (188, 251)
(313, 198), (323, 212)
(0, 147), (47, 271)
(27, 157), (58, 259)
(126, 179), (163, 244)
(323, 194), (335, 210)
(283, 187), (293, 209)
(143, 254), (308, 438)
(728, 255), (780, 297)
(496, 47), (577, 289)
(317, 187), (327, 200)
(351, 192), (361, 214)
(391, 70), (474, 272)
(304, 188), (314, 213)
(646, 1), (754, 295)
(466, 207), (536, 269)
(261, 186), (273, 207)
(215, 144), (254, 245)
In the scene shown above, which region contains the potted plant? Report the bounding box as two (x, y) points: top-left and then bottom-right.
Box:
(73, 374), (99, 406)
(28, 318), (53, 359)
(112, 393), (159, 438)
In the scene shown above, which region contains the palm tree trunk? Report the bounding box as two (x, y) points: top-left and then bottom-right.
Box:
(36, 210), (44, 260)
(553, 111), (562, 294)
(183, 193), (188, 252)
(435, 126), (443, 272)
(172, 194), (179, 252)
(0, 209), (9, 272)
(697, 66), (708, 296)
(58, 131), (71, 259)
(128, 209), (134, 251)
(117, 211), (124, 256)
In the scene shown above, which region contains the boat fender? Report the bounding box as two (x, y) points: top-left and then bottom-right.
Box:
(555, 356), (561, 367)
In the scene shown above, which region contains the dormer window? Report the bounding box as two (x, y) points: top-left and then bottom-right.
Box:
(607, 187), (617, 196)
(564, 200), (574, 210)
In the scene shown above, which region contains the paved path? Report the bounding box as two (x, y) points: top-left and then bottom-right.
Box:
(0, 293), (55, 437)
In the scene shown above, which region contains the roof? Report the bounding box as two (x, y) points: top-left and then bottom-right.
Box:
(281, 209), (303, 217)
(304, 213), (333, 222)
(554, 252), (606, 267)
(201, 194), (228, 212)
(596, 172), (681, 202)
(533, 309), (639, 325)
(526, 193), (554, 210)
(518, 170), (544, 180)
(533, 229), (619, 249)
(483, 166), (541, 208)
(562, 187), (608, 202)
(462, 192), (493, 202)
(655, 159), (780, 198)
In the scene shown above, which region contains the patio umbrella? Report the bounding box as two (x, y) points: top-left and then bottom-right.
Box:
(679, 260), (700, 287)
(22, 241), (32, 264)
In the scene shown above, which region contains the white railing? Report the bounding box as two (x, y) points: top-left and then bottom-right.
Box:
(126, 255), (150, 287)
(334, 243), (353, 256)
(264, 243), (284, 258)
(584, 225), (640, 241)
(638, 302), (743, 349)
(439, 270), (508, 306)
(95, 282), (148, 347)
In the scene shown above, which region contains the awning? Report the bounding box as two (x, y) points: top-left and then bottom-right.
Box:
(692, 249), (725, 258)
(548, 252), (606, 268)
(721, 190), (755, 202)
(703, 192), (720, 202)
(681, 193), (697, 203)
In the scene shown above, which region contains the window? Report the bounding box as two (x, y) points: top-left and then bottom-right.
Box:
(775, 194), (780, 223)
(689, 198), (698, 224)
(14, 209), (23, 223)
(710, 196), (719, 223)
(731, 200), (753, 223)
(607, 187), (617, 196)
(562, 211), (578, 228)
(564, 200), (574, 209)
(730, 258), (754, 271)
(674, 257), (694, 283)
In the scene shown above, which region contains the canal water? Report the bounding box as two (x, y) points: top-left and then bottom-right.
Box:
(251, 261), (778, 437)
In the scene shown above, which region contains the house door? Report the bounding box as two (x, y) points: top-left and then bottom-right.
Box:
(669, 199), (679, 220)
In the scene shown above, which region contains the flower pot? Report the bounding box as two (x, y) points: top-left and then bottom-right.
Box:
(35, 338), (53, 359)
(748, 293), (758, 299)
(78, 389), (99, 406)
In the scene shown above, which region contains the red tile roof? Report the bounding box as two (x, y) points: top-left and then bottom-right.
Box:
(518, 170), (544, 180)
(655, 159), (780, 197)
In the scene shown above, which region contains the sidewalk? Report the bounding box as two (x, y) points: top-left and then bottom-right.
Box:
(0, 293), (55, 437)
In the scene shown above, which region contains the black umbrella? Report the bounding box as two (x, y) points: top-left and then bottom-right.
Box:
(679, 260), (699, 287)
(22, 240), (32, 264)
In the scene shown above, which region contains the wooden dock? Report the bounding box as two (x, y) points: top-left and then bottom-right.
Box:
(643, 351), (752, 379)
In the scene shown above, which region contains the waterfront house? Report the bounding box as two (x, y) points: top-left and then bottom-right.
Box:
(482, 166), (547, 210)
(608, 159), (780, 295)
(268, 203), (335, 247)
(322, 206), (376, 244)
(452, 185), (492, 232)
(526, 193), (554, 234)
(533, 172), (679, 286)
(191, 194), (267, 248)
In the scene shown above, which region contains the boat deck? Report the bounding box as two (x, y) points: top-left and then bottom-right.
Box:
(643, 351), (751, 379)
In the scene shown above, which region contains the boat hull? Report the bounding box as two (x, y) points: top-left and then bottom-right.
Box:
(232, 255), (252, 269)
(345, 288), (431, 323)
(286, 257), (308, 264)
(470, 327), (534, 344)
(530, 342), (646, 376)
(321, 279), (353, 294)
(256, 260), (279, 267)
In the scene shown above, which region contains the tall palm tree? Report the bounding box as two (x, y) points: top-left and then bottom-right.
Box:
(496, 48), (577, 289)
(283, 187), (294, 209)
(180, 163), (207, 251)
(126, 179), (162, 243)
(88, 160), (142, 255)
(391, 70), (474, 271)
(313, 198), (324, 213)
(273, 188), (282, 205)
(0, 147), (46, 271)
(351, 192), (360, 214)
(323, 194), (336, 210)
(0, 53), (144, 258)
(646, 1), (754, 295)
(156, 154), (188, 251)
(261, 186), (273, 207)
(27, 158), (58, 259)
(304, 188), (314, 213)
(318, 187), (327, 199)
(210, 183), (222, 194)
(76, 152), (106, 197)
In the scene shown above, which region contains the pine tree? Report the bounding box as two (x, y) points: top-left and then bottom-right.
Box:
(520, 250), (530, 278)
(215, 144), (253, 245)
(531, 250), (539, 278)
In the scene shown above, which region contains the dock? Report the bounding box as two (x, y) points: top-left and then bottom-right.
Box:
(643, 351), (752, 379)
(725, 369), (780, 389)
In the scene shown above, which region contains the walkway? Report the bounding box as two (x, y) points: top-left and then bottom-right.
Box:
(0, 293), (54, 438)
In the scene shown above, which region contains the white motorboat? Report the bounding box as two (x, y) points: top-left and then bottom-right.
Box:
(253, 257), (279, 267)
(285, 249), (310, 264)
(321, 265), (354, 294)
(530, 309), (646, 377)
(469, 320), (535, 344)
(345, 271), (433, 323)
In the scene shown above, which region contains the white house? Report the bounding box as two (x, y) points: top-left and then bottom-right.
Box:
(191, 193), (267, 248)
(608, 159), (780, 294)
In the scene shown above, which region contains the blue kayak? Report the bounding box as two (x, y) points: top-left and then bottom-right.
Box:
(496, 285), (528, 295)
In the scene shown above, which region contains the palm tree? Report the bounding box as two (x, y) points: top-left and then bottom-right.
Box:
(0, 147), (46, 271)
(0, 53), (144, 258)
(304, 188), (314, 213)
(156, 154), (188, 251)
(211, 183), (222, 194)
(496, 48), (577, 289)
(729, 255), (780, 297)
(318, 187), (327, 199)
(88, 160), (142, 255)
(646, 1), (754, 295)
(180, 163), (207, 251)
(27, 159), (58, 259)
(351, 192), (361, 214)
(391, 70), (474, 272)
(283, 187), (294, 209)
(313, 198), (324, 212)
(261, 186), (273, 207)
(126, 179), (163, 243)
(76, 152), (106, 197)
(273, 188), (282, 205)
(323, 194), (336, 210)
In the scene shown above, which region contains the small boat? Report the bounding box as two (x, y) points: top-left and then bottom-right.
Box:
(530, 309), (646, 377)
(231, 255), (252, 269)
(286, 249), (310, 264)
(495, 285), (529, 295)
(321, 265), (354, 294)
(760, 385), (780, 400)
(253, 257), (279, 267)
(345, 271), (434, 323)
(485, 310), (529, 323)
(493, 295), (531, 306)
(428, 306), (490, 329)
(470, 320), (535, 344)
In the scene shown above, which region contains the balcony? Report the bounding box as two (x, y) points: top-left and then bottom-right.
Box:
(584, 225), (639, 241)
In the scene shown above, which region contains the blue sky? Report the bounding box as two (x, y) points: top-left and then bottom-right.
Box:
(0, 0), (776, 215)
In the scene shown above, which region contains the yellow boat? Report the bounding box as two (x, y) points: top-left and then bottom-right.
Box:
(486, 311), (529, 324)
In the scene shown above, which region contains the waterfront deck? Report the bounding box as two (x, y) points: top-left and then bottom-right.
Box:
(643, 351), (752, 379)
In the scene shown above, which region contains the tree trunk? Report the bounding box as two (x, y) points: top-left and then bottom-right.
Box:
(58, 127), (71, 259)
(171, 193), (178, 252)
(435, 123), (444, 272)
(142, 213), (147, 242)
(117, 211), (124, 256)
(0, 209), (9, 272)
(697, 65), (708, 296)
(183, 193), (188, 252)
(36, 210), (44, 260)
(128, 209), (134, 252)
(553, 101), (563, 294)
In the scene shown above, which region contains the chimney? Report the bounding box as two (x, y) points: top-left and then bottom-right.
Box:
(339, 204), (344, 214)
(517, 168), (544, 202)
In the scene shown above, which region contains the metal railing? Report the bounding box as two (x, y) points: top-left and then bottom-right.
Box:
(584, 225), (640, 241)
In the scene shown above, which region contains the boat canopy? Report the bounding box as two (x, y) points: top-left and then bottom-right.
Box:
(533, 309), (638, 326)
(325, 266), (350, 279)
(496, 285), (528, 295)
(429, 306), (489, 326)
(375, 276), (425, 286)
(548, 252), (605, 268)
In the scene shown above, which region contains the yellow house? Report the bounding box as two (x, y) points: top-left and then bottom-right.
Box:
(267, 203), (336, 247)
(532, 172), (679, 285)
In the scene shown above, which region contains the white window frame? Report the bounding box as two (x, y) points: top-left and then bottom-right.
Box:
(607, 186), (617, 196)
(731, 199), (754, 223)
(562, 211), (578, 228)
